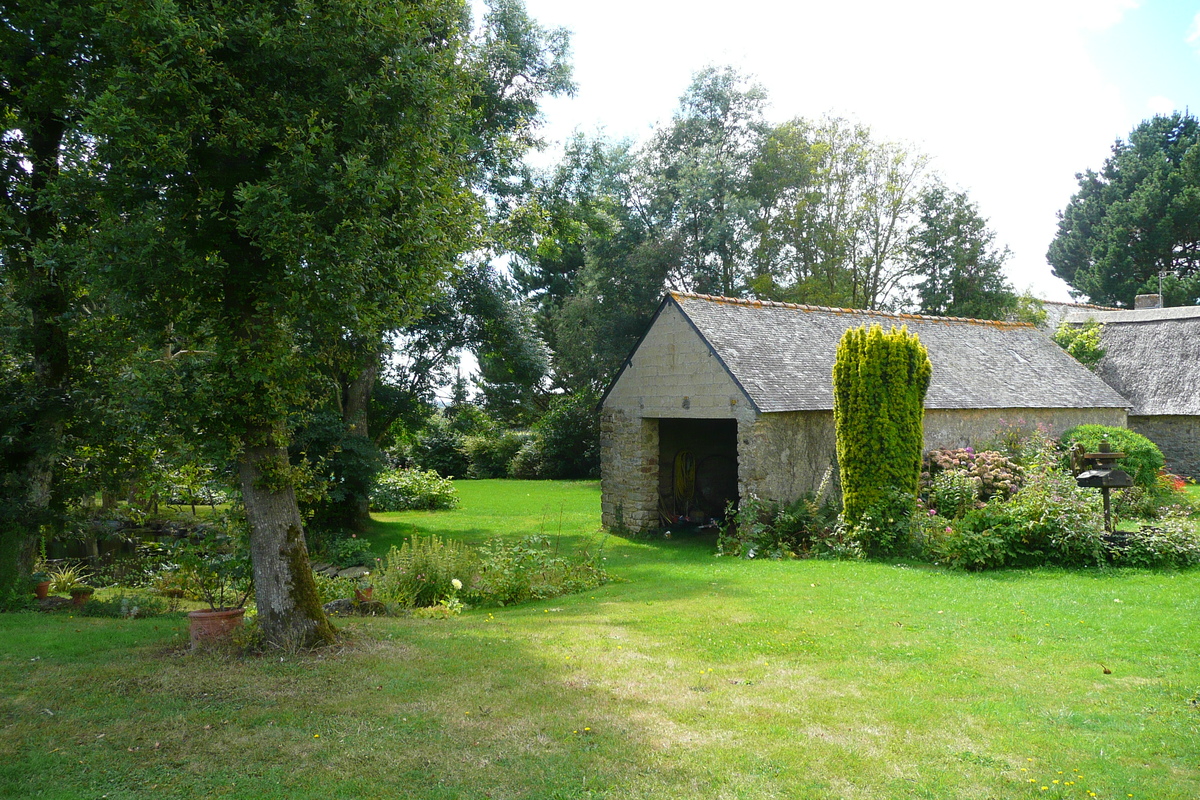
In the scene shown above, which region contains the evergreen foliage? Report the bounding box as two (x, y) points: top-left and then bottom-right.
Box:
(833, 325), (932, 527)
(1048, 112), (1200, 307)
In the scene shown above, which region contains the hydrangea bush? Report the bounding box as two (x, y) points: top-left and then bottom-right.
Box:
(920, 447), (1022, 508)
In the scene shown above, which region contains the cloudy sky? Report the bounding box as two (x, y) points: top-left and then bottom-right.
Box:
(516, 0), (1200, 302)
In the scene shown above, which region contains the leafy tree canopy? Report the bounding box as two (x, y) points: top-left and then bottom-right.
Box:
(1048, 112), (1200, 307)
(908, 180), (1016, 320)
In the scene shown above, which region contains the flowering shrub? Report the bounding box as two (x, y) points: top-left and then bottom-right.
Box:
(929, 429), (1107, 570)
(369, 468), (459, 512)
(921, 447), (1022, 503)
(374, 535), (477, 607)
(929, 500), (1023, 570)
(928, 470), (978, 519)
(1005, 464), (1106, 567)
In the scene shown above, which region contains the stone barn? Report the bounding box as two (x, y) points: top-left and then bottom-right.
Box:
(1062, 304), (1200, 478)
(600, 292), (1130, 533)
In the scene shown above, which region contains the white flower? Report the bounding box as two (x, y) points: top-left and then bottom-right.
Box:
(451, 578), (463, 591)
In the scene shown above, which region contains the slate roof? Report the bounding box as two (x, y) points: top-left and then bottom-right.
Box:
(1039, 300), (1120, 332)
(656, 293), (1130, 413)
(1062, 306), (1200, 416)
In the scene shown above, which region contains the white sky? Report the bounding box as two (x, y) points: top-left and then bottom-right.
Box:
(513, 0), (1200, 302)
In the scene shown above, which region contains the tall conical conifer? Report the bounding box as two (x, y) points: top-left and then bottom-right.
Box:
(833, 324), (932, 526)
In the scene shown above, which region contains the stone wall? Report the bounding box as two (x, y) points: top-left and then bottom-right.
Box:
(601, 301), (757, 532)
(599, 409), (659, 531)
(738, 411), (837, 507)
(734, 407), (1128, 510)
(603, 404), (1130, 533)
(924, 407), (1127, 450)
(1129, 415), (1200, 479)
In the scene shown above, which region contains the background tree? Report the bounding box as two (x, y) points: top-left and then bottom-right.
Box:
(90, 0), (480, 646)
(0, 3), (111, 600)
(833, 325), (931, 534)
(295, 0), (571, 528)
(643, 66), (767, 297)
(515, 102), (940, 407)
(746, 116), (929, 309)
(1048, 112), (1200, 307)
(908, 181), (1016, 319)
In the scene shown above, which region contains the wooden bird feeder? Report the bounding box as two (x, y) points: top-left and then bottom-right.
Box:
(1074, 439), (1132, 532)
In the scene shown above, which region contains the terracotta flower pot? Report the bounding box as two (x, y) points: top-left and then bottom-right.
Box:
(354, 586), (373, 602)
(70, 590), (93, 607)
(187, 607), (246, 648)
(34, 581), (50, 600)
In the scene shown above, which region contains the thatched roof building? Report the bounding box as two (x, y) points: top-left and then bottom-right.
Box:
(1063, 306), (1200, 477)
(600, 293), (1128, 532)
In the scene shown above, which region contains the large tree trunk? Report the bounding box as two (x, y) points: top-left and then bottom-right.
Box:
(340, 349), (381, 530)
(0, 111), (71, 597)
(239, 441), (336, 648)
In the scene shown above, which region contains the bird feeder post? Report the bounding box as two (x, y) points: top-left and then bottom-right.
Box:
(1074, 438), (1133, 533)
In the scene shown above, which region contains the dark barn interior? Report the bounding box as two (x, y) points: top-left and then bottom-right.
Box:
(657, 418), (738, 525)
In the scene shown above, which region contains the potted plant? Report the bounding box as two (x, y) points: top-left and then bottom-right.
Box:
(69, 585), (95, 606)
(174, 529), (253, 649)
(31, 571), (50, 600)
(353, 576), (373, 603)
(47, 563), (91, 596)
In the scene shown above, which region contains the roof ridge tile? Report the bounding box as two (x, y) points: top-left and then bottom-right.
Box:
(670, 291), (1033, 329)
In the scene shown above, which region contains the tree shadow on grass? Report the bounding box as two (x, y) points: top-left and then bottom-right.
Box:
(0, 592), (738, 800)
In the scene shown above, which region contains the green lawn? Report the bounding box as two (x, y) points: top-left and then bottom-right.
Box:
(2, 479), (1199, 799)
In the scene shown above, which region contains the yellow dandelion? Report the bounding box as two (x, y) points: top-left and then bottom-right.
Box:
(313, 734), (319, 738)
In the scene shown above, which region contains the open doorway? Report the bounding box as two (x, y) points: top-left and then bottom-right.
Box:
(657, 418), (738, 526)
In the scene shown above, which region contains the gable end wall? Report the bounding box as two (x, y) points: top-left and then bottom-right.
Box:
(604, 302), (756, 422)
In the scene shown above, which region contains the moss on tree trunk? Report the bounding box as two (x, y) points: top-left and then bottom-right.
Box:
(239, 442), (336, 648)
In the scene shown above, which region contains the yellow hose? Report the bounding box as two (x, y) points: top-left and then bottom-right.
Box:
(674, 450), (696, 508)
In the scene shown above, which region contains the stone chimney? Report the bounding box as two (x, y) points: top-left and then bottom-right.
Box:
(1134, 293), (1163, 309)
